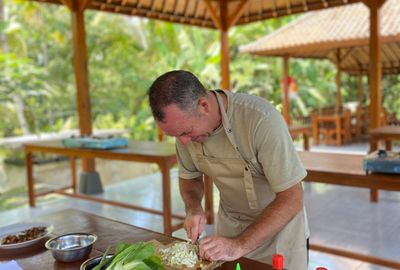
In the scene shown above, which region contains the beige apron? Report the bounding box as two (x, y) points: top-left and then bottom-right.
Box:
(193, 91), (308, 269)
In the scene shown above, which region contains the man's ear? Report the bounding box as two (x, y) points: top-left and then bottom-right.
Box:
(197, 97), (210, 113)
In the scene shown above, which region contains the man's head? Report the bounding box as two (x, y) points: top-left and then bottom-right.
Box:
(148, 70), (207, 121)
(148, 70), (216, 144)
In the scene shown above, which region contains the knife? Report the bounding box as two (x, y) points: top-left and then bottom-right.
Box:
(194, 235), (200, 259)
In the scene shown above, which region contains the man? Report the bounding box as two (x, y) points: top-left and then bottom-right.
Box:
(148, 70), (309, 269)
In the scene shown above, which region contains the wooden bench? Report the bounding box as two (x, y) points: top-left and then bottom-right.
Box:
(298, 151), (400, 202)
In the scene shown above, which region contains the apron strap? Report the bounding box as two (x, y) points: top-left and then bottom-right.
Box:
(214, 91), (258, 209)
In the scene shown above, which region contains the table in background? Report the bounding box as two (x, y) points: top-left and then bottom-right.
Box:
(369, 125), (400, 152)
(0, 209), (273, 270)
(298, 151), (400, 202)
(24, 140), (213, 235)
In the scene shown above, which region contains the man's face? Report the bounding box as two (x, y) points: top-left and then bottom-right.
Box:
(157, 103), (213, 145)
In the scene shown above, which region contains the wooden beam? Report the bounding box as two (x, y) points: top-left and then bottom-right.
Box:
(301, 0), (308, 11)
(369, 0), (382, 137)
(271, 0), (278, 17)
(286, 0), (292, 14)
(79, 0), (93, 12)
(336, 49), (342, 107)
(358, 75), (363, 106)
(361, 0), (387, 8)
(71, 0), (94, 171)
(204, 0), (222, 30)
(282, 56), (291, 124)
(220, 0), (230, 90)
(60, 0), (73, 11)
(227, 0), (248, 28)
(340, 47), (355, 62)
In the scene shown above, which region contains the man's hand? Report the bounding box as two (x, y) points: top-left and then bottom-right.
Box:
(184, 208), (206, 243)
(199, 236), (245, 262)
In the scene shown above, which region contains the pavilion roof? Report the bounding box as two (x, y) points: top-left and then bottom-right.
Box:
(240, 0), (400, 75)
(33, 0), (362, 29)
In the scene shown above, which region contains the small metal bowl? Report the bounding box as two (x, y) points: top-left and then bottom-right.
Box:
(45, 233), (97, 263)
(80, 254), (113, 270)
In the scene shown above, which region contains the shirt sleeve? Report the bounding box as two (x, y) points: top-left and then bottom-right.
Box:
(254, 107), (307, 192)
(176, 141), (203, 180)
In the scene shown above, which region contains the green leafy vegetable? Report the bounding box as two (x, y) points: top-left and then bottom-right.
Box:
(94, 242), (164, 270)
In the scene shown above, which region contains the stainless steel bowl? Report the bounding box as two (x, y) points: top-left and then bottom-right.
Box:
(80, 254), (113, 270)
(45, 233), (97, 263)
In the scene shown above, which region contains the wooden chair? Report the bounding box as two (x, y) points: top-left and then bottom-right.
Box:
(312, 106), (351, 145)
(289, 113), (312, 150)
(353, 105), (388, 141)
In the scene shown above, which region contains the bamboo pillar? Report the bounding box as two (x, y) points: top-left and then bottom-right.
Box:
(336, 49), (342, 107)
(220, 0), (230, 90)
(71, 0), (94, 172)
(282, 56), (290, 124)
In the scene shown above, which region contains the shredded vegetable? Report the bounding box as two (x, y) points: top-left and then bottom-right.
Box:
(160, 242), (199, 268)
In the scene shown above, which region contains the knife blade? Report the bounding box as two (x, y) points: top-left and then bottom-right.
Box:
(194, 235), (200, 259)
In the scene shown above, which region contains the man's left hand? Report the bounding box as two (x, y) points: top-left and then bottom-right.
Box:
(199, 236), (245, 262)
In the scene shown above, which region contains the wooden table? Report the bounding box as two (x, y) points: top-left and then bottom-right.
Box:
(298, 151), (400, 268)
(298, 151), (400, 202)
(369, 125), (400, 152)
(24, 140), (213, 235)
(0, 209), (273, 270)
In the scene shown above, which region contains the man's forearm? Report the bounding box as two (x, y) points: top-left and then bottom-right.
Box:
(179, 177), (204, 213)
(236, 182), (304, 255)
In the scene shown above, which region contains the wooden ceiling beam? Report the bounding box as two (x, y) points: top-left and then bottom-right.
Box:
(60, 0), (73, 11)
(192, 0), (200, 18)
(227, 0), (248, 28)
(204, 0), (222, 30)
(340, 47), (355, 61)
(92, 1), (214, 28)
(271, 0), (278, 17)
(361, 0), (386, 8)
(286, 0), (292, 14)
(236, 0), (360, 25)
(302, 0), (308, 11)
(79, 0), (93, 12)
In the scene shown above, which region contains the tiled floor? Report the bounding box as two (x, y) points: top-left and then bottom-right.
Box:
(1, 142), (399, 269)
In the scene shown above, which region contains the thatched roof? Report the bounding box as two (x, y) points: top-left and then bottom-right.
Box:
(240, 0), (400, 75)
(33, 0), (362, 29)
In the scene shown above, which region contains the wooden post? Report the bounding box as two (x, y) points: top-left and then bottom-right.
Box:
(220, 0), (230, 90)
(282, 56), (290, 125)
(368, 0), (383, 131)
(366, 0), (385, 202)
(336, 49), (342, 107)
(358, 75), (363, 106)
(71, 0), (94, 172)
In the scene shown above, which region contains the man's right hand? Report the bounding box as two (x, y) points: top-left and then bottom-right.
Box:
(184, 208), (206, 243)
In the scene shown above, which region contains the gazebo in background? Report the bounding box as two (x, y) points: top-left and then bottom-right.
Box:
(240, 0), (400, 127)
(30, 0), (378, 186)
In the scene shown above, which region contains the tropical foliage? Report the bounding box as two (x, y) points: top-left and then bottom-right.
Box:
(1, 0), (399, 140)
